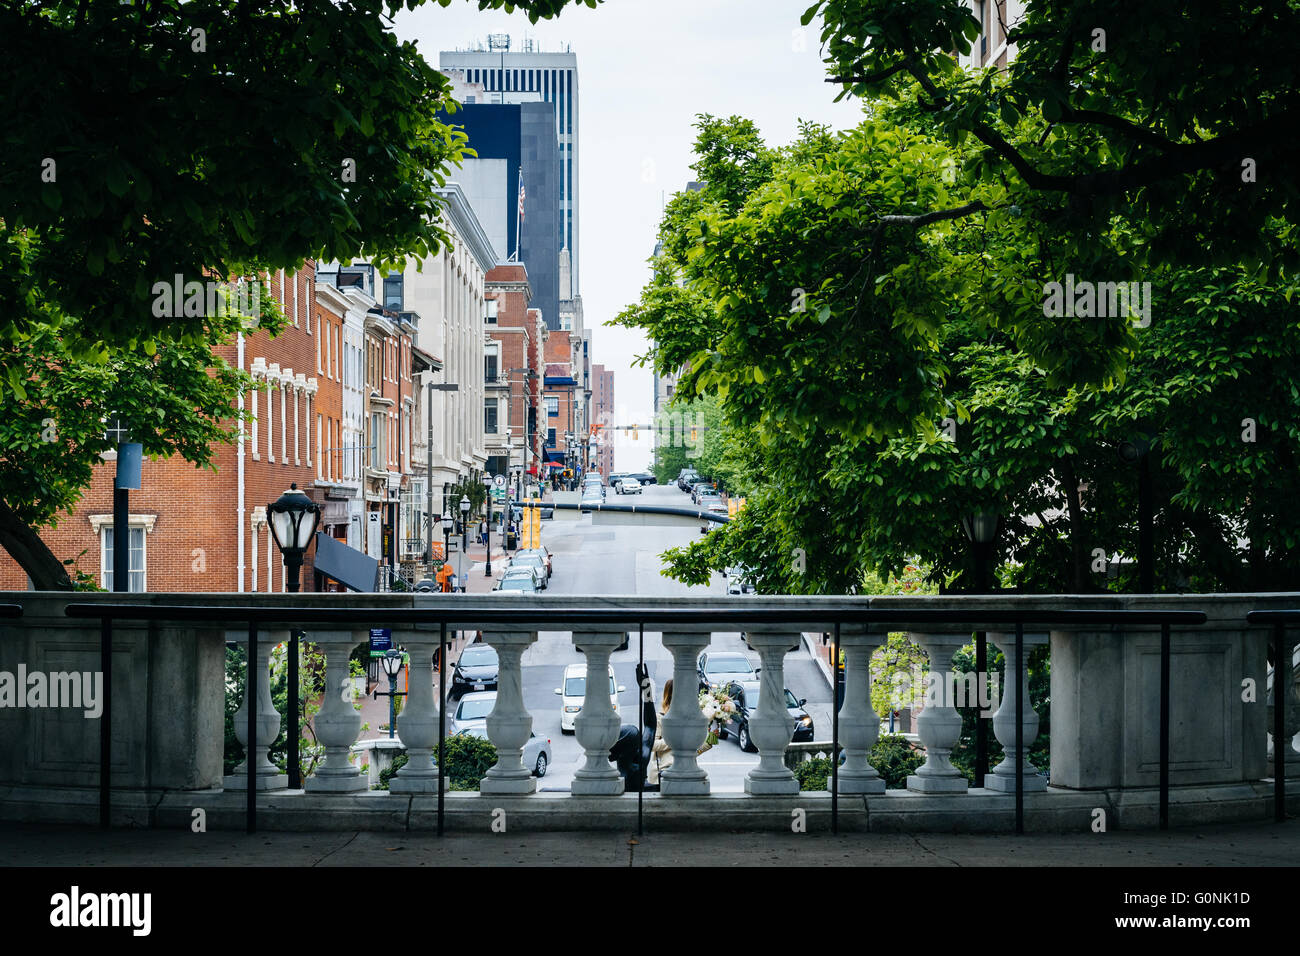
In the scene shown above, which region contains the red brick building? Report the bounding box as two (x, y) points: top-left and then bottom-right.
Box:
(0, 264), (334, 593)
(484, 264), (545, 485)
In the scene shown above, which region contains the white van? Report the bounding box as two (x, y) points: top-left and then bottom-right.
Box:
(555, 662), (624, 733)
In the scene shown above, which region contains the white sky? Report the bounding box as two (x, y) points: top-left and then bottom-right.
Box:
(396, 0), (864, 469)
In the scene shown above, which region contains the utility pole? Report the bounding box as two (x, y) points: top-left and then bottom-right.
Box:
(426, 377), (459, 568)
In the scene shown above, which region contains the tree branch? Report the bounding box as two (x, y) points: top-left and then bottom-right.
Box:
(879, 200), (988, 228)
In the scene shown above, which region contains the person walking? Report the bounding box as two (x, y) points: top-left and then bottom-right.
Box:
(646, 678), (713, 789)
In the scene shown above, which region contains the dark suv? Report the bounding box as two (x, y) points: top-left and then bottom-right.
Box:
(719, 682), (815, 752)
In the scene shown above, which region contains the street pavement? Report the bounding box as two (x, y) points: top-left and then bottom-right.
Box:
(431, 482), (835, 792)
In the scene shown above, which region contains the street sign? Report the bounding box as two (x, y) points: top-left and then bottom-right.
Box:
(369, 628), (392, 656)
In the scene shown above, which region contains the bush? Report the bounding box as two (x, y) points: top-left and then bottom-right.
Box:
(372, 734), (499, 791)
(791, 735), (927, 790)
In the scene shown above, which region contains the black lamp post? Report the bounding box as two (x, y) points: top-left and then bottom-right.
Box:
(961, 507), (999, 788)
(481, 473), (494, 576)
(459, 494), (470, 583)
(268, 483), (322, 593)
(375, 648), (407, 739)
(267, 482), (322, 790)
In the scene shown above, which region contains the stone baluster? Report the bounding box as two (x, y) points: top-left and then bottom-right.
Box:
(570, 629), (625, 795)
(744, 630), (800, 795)
(907, 632), (969, 793)
(224, 628), (289, 791)
(390, 628), (447, 793)
(986, 631), (1049, 792)
(304, 630), (367, 793)
(833, 627), (887, 794)
(658, 631), (711, 795)
(1268, 635), (1300, 778)
(480, 630), (538, 794)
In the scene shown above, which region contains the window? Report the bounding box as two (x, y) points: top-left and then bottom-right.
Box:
(316, 413), (323, 479)
(485, 353), (498, 382)
(486, 298), (498, 323)
(383, 275), (403, 311)
(547, 427), (557, 448)
(544, 396), (559, 417)
(371, 412), (386, 470)
(485, 399), (498, 434)
(250, 386), (259, 459)
(101, 526), (146, 592)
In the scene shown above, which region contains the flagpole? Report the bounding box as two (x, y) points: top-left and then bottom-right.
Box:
(514, 166), (523, 261)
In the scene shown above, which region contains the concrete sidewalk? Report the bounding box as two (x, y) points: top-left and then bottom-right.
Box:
(2, 818), (1297, 867)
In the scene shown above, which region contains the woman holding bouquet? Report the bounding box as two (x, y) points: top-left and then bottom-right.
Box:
(647, 679), (715, 789)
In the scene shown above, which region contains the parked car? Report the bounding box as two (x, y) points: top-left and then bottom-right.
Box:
(580, 487), (604, 513)
(516, 546), (553, 578)
(676, 469), (700, 491)
(621, 477), (642, 495)
(455, 719), (553, 777)
(721, 683), (815, 752)
(449, 691), (498, 735)
(554, 662), (625, 733)
(508, 552), (548, 588)
(608, 472), (631, 492)
(697, 651), (760, 707)
(725, 565), (756, 594)
(630, 471), (657, 485)
(692, 482), (718, 505)
(495, 571), (540, 593)
(699, 494), (725, 513)
(450, 643), (499, 699)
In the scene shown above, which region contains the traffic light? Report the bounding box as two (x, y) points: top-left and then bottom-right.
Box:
(690, 426), (698, 442)
(632, 425), (638, 441)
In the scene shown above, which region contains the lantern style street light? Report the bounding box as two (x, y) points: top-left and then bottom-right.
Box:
(268, 483), (322, 593)
(441, 512), (454, 591)
(376, 649), (406, 740)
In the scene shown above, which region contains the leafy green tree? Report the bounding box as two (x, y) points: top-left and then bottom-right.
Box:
(805, 0), (1300, 274)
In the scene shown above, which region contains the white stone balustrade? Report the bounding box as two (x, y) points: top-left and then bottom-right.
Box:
(390, 628), (447, 793)
(659, 631), (711, 795)
(986, 631), (1048, 792)
(224, 628), (290, 791)
(304, 630), (367, 793)
(832, 626), (886, 794)
(479, 630), (538, 794)
(743, 630), (800, 795)
(1267, 636), (1300, 778)
(907, 632), (970, 793)
(570, 629), (625, 795)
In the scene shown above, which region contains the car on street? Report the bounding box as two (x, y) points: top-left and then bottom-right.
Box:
(495, 571), (540, 594)
(699, 494), (726, 514)
(580, 487), (604, 512)
(450, 642), (499, 699)
(630, 471), (657, 486)
(726, 565), (756, 594)
(691, 482), (718, 505)
(507, 552), (549, 588)
(516, 546), (553, 578)
(620, 477), (642, 495)
(697, 651), (761, 708)
(555, 662), (625, 733)
(720, 683), (815, 752)
(608, 472), (631, 492)
(676, 468), (699, 490)
(453, 713), (553, 777)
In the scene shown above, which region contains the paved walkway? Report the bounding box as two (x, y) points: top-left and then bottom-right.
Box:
(2, 818), (1297, 867)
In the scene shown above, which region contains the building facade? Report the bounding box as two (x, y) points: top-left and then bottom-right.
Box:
(590, 363), (615, 478)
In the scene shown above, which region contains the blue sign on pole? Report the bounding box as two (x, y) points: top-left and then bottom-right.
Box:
(369, 628), (392, 655)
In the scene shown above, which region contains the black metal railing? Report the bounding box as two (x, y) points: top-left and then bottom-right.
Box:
(1245, 610), (1298, 823)
(54, 601), (1233, 836)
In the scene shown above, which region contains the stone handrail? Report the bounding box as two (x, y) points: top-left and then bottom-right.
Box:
(1, 592), (1295, 832)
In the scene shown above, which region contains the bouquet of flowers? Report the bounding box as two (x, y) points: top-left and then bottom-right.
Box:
(698, 685), (738, 746)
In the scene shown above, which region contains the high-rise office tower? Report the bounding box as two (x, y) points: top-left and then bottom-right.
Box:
(441, 39), (580, 296)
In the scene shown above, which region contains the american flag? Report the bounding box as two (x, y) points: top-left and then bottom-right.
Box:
(518, 177), (525, 221)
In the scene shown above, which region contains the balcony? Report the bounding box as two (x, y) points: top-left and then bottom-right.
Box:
(1, 593), (1295, 833)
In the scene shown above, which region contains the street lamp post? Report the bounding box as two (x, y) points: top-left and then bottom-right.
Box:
(376, 649), (407, 740)
(441, 512), (454, 591)
(425, 379), (460, 565)
(481, 473), (494, 576)
(459, 495), (470, 588)
(961, 507), (1000, 788)
(267, 482), (322, 790)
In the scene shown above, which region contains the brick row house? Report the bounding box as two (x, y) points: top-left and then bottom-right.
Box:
(1, 184), (500, 593)
(484, 263), (546, 490)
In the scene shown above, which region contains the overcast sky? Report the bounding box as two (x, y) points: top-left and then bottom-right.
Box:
(396, 0), (863, 470)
